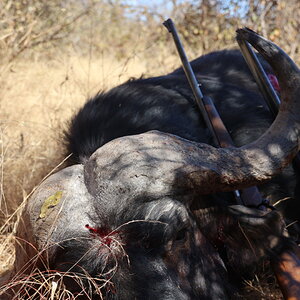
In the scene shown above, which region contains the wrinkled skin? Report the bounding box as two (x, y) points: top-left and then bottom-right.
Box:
(7, 29), (300, 299)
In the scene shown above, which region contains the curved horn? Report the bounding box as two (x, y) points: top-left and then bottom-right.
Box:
(85, 28), (300, 200)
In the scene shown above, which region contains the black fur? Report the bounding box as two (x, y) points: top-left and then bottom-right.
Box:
(67, 50), (274, 159)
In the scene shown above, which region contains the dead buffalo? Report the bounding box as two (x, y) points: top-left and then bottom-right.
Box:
(4, 28), (300, 299)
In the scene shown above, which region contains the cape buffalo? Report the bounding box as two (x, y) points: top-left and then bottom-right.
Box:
(4, 28), (300, 299)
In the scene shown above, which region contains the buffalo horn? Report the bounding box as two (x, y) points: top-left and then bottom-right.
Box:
(86, 30), (300, 201)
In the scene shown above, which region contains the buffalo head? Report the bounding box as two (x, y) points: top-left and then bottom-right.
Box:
(5, 29), (300, 299)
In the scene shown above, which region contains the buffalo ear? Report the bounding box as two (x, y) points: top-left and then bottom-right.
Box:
(193, 205), (288, 271)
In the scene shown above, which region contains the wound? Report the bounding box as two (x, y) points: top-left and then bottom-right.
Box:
(85, 224), (120, 247)
(268, 74), (280, 92)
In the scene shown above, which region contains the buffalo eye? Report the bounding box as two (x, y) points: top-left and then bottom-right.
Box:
(175, 227), (187, 241)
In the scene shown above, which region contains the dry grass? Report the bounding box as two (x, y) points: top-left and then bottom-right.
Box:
(1, 269), (104, 299)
